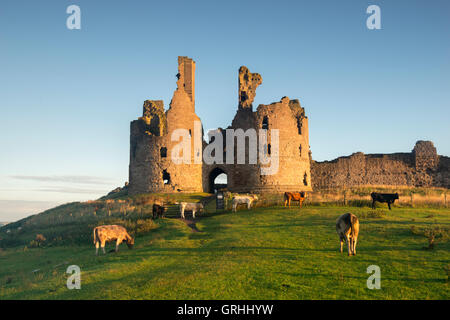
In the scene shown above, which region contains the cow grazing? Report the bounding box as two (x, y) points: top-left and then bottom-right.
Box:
(179, 202), (204, 219)
(284, 192), (307, 208)
(336, 213), (360, 256)
(231, 194), (258, 213)
(152, 203), (166, 219)
(93, 225), (134, 256)
(371, 192), (399, 210)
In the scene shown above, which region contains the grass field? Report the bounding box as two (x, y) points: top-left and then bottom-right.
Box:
(0, 203), (449, 299)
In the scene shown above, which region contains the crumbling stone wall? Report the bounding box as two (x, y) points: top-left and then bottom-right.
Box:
(238, 66), (262, 109)
(311, 141), (450, 189)
(413, 140), (439, 171)
(140, 100), (167, 136)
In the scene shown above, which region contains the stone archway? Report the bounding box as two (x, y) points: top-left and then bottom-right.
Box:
(208, 167), (228, 193)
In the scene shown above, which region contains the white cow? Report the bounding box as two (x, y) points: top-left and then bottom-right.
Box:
(179, 202), (204, 219)
(231, 194), (258, 213)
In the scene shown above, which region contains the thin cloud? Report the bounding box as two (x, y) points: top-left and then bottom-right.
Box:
(0, 200), (63, 222)
(10, 175), (113, 185)
(33, 187), (108, 194)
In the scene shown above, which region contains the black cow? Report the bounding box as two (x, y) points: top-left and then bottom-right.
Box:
(371, 192), (399, 210)
(152, 204), (166, 219)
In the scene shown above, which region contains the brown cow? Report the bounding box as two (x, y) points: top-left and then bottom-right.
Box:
(152, 203), (167, 219)
(93, 225), (134, 256)
(284, 192), (307, 208)
(335, 213), (360, 256)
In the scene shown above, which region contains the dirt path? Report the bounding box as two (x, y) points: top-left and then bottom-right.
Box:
(179, 218), (201, 232)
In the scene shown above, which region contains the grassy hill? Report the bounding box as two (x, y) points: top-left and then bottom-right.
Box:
(0, 193), (449, 299)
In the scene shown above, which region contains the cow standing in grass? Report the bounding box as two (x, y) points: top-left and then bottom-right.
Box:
(179, 202), (204, 219)
(231, 194), (258, 213)
(371, 192), (399, 210)
(152, 204), (166, 219)
(284, 192), (307, 208)
(93, 225), (134, 256)
(336, 213), (360, 256)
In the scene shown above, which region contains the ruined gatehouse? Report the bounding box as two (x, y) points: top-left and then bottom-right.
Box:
(128, 57), (312, 194)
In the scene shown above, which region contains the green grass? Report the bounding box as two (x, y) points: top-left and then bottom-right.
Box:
(0, 204), (449, 300)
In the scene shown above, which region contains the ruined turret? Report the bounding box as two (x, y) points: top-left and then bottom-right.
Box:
(238, 66), (262, 110)
(128, 56), (203, 194)
(177, 56), (195, 107)
(220, 66), (312, 193)
(413, 140), (439, 171)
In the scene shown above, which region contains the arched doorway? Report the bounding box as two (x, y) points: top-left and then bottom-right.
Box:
(208, 167), (228, 193)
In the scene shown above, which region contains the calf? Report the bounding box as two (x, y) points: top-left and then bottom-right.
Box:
(231, 194), (258, 213)
(284, 192), (307, 208)
(335, 213), (360, 256)
(371, 192), (399, 210)
(93, 225), (134, 256)
(152, 203), (166, 219)
(179, 202), (204, 219)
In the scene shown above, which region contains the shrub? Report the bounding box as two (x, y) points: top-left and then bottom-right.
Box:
(134, 219), (158, 235)
(410, 226), (449, 250)
(360, 210), (386, 219)
(347, 200), (372, 208)
(28, 240), (39, 248)
(31, 234), (47, 247)
(423, 227), (448, 250)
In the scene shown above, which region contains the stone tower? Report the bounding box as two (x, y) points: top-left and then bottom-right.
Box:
(128, 57), (203, 194)
(203, 66), (312, 193)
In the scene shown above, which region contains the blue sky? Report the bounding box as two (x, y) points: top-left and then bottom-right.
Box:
(1, 0), (449, 221)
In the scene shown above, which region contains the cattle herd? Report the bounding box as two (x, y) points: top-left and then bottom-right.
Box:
(93, 191), (400, 257)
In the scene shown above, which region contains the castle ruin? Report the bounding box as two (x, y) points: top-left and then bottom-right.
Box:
(129, 57), (312, 195)
(128, 57), (449, 195)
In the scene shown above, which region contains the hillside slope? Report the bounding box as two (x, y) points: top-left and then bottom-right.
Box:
(0, 205), (449, 299)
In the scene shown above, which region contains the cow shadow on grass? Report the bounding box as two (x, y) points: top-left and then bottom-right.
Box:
(276, 270), (445, 284)
(91, 246), (446, 290)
